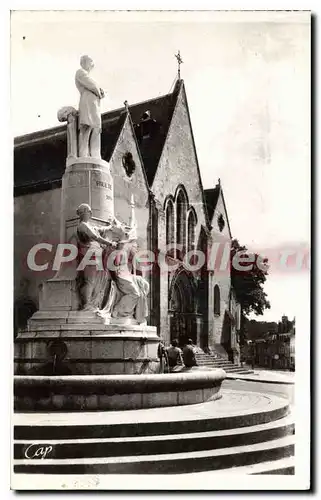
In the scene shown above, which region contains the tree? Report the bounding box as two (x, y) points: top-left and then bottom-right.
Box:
(231, 239), (270, 318)
(246, 319), (278, 341)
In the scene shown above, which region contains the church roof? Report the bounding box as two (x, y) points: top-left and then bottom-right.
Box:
(203, 186), (220, 221)
(128, 90), (179, 185)
(14, 81), (181, 195)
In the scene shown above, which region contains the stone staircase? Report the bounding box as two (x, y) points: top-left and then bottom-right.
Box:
(13, 389), (295, 475)
(195, 351), (253, 374)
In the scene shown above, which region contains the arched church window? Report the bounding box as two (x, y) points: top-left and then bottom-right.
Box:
(166, 199), (175, 256)
(187, 209), (197, 252)
(218, 213), (225, 232)
(176, 189), (187, 258)
(214, 285), (220, 316)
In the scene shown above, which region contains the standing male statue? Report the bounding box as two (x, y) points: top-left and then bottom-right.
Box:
(75, 55), (105, 158)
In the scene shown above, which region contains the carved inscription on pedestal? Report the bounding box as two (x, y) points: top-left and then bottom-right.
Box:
(91, 170), (114, 220)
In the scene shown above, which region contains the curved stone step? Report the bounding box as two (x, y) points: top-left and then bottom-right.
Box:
(176, 456), (295, 475)
(13, 435), (295, 475)
(250, 456), (295, 475)
(14, 390), (290, 440)
(14, 415), (294, 460)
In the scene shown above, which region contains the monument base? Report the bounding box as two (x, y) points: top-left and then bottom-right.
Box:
(29, 310), (149, 327)
(14, 323), (160, 376)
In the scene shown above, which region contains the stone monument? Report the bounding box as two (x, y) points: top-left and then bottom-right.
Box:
(14, 56), (226, 411)
(15, 55), (160, 377)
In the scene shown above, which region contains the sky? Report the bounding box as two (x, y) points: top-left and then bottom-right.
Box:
(11, 10), (310, 322)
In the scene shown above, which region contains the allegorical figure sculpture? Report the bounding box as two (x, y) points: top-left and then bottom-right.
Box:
(75, 55), (105, 158)
(104, 239), (150, 325)
(105, 194), (150, 324)
(57, 106), (78, 158)
(76, 203), (116, 311)
(75, 200), (150, 324)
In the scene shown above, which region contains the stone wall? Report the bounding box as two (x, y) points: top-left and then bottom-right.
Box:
(14, 188), (61, 307)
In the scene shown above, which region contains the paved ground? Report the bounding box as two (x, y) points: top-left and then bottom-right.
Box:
(226, 368), (295, 385)
(222, 378), (294, 405)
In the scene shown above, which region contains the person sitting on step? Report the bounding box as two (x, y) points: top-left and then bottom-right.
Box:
(183, 338), (197, 368)
(166, 339), (183, 372)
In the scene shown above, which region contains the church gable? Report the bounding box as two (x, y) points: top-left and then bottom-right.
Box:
(109, 114), (149, 240)
(152, 81), (207, 229)
(206, 185), (232, 240)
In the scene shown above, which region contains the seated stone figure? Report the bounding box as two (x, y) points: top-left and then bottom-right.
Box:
(102, 237), (150, 325)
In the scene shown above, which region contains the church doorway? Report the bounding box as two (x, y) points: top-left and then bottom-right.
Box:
(168, 269), (199, 347)
(222, 310), (233, 362)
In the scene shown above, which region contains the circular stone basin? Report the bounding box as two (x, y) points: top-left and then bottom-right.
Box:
(14, 368), (226, 412)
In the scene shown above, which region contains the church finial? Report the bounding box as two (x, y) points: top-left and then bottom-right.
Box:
(124, 100), (129, 113)
(174, 50), (183, 80)
(128, 194), (137, 240)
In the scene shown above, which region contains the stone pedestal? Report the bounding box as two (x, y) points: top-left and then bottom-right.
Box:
(31, 156), (115, 316)
(61, 157), (114, 242)
(38, 277), (79, 311)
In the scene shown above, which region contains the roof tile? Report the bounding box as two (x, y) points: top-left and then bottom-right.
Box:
(204, 186), (220, 222)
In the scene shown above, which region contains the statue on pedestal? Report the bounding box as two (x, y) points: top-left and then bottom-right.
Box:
(75, 55), (105, 158)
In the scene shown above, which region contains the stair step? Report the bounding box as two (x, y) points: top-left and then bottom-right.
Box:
(251, 457), (295, 475)
(196, 360), (231, 364)
(195, 364), (250, 371)
(179, 456), (295, 476)
(14, 435), (295, 474)
(196, 360), (232, 364)
(195, 361), (252, 374)
(14, 415), (294, 459)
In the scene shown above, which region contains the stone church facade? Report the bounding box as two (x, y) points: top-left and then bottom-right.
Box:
(14, 79), (240, 360)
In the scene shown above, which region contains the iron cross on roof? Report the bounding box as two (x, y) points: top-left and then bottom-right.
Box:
(174, 50), (183, 80)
